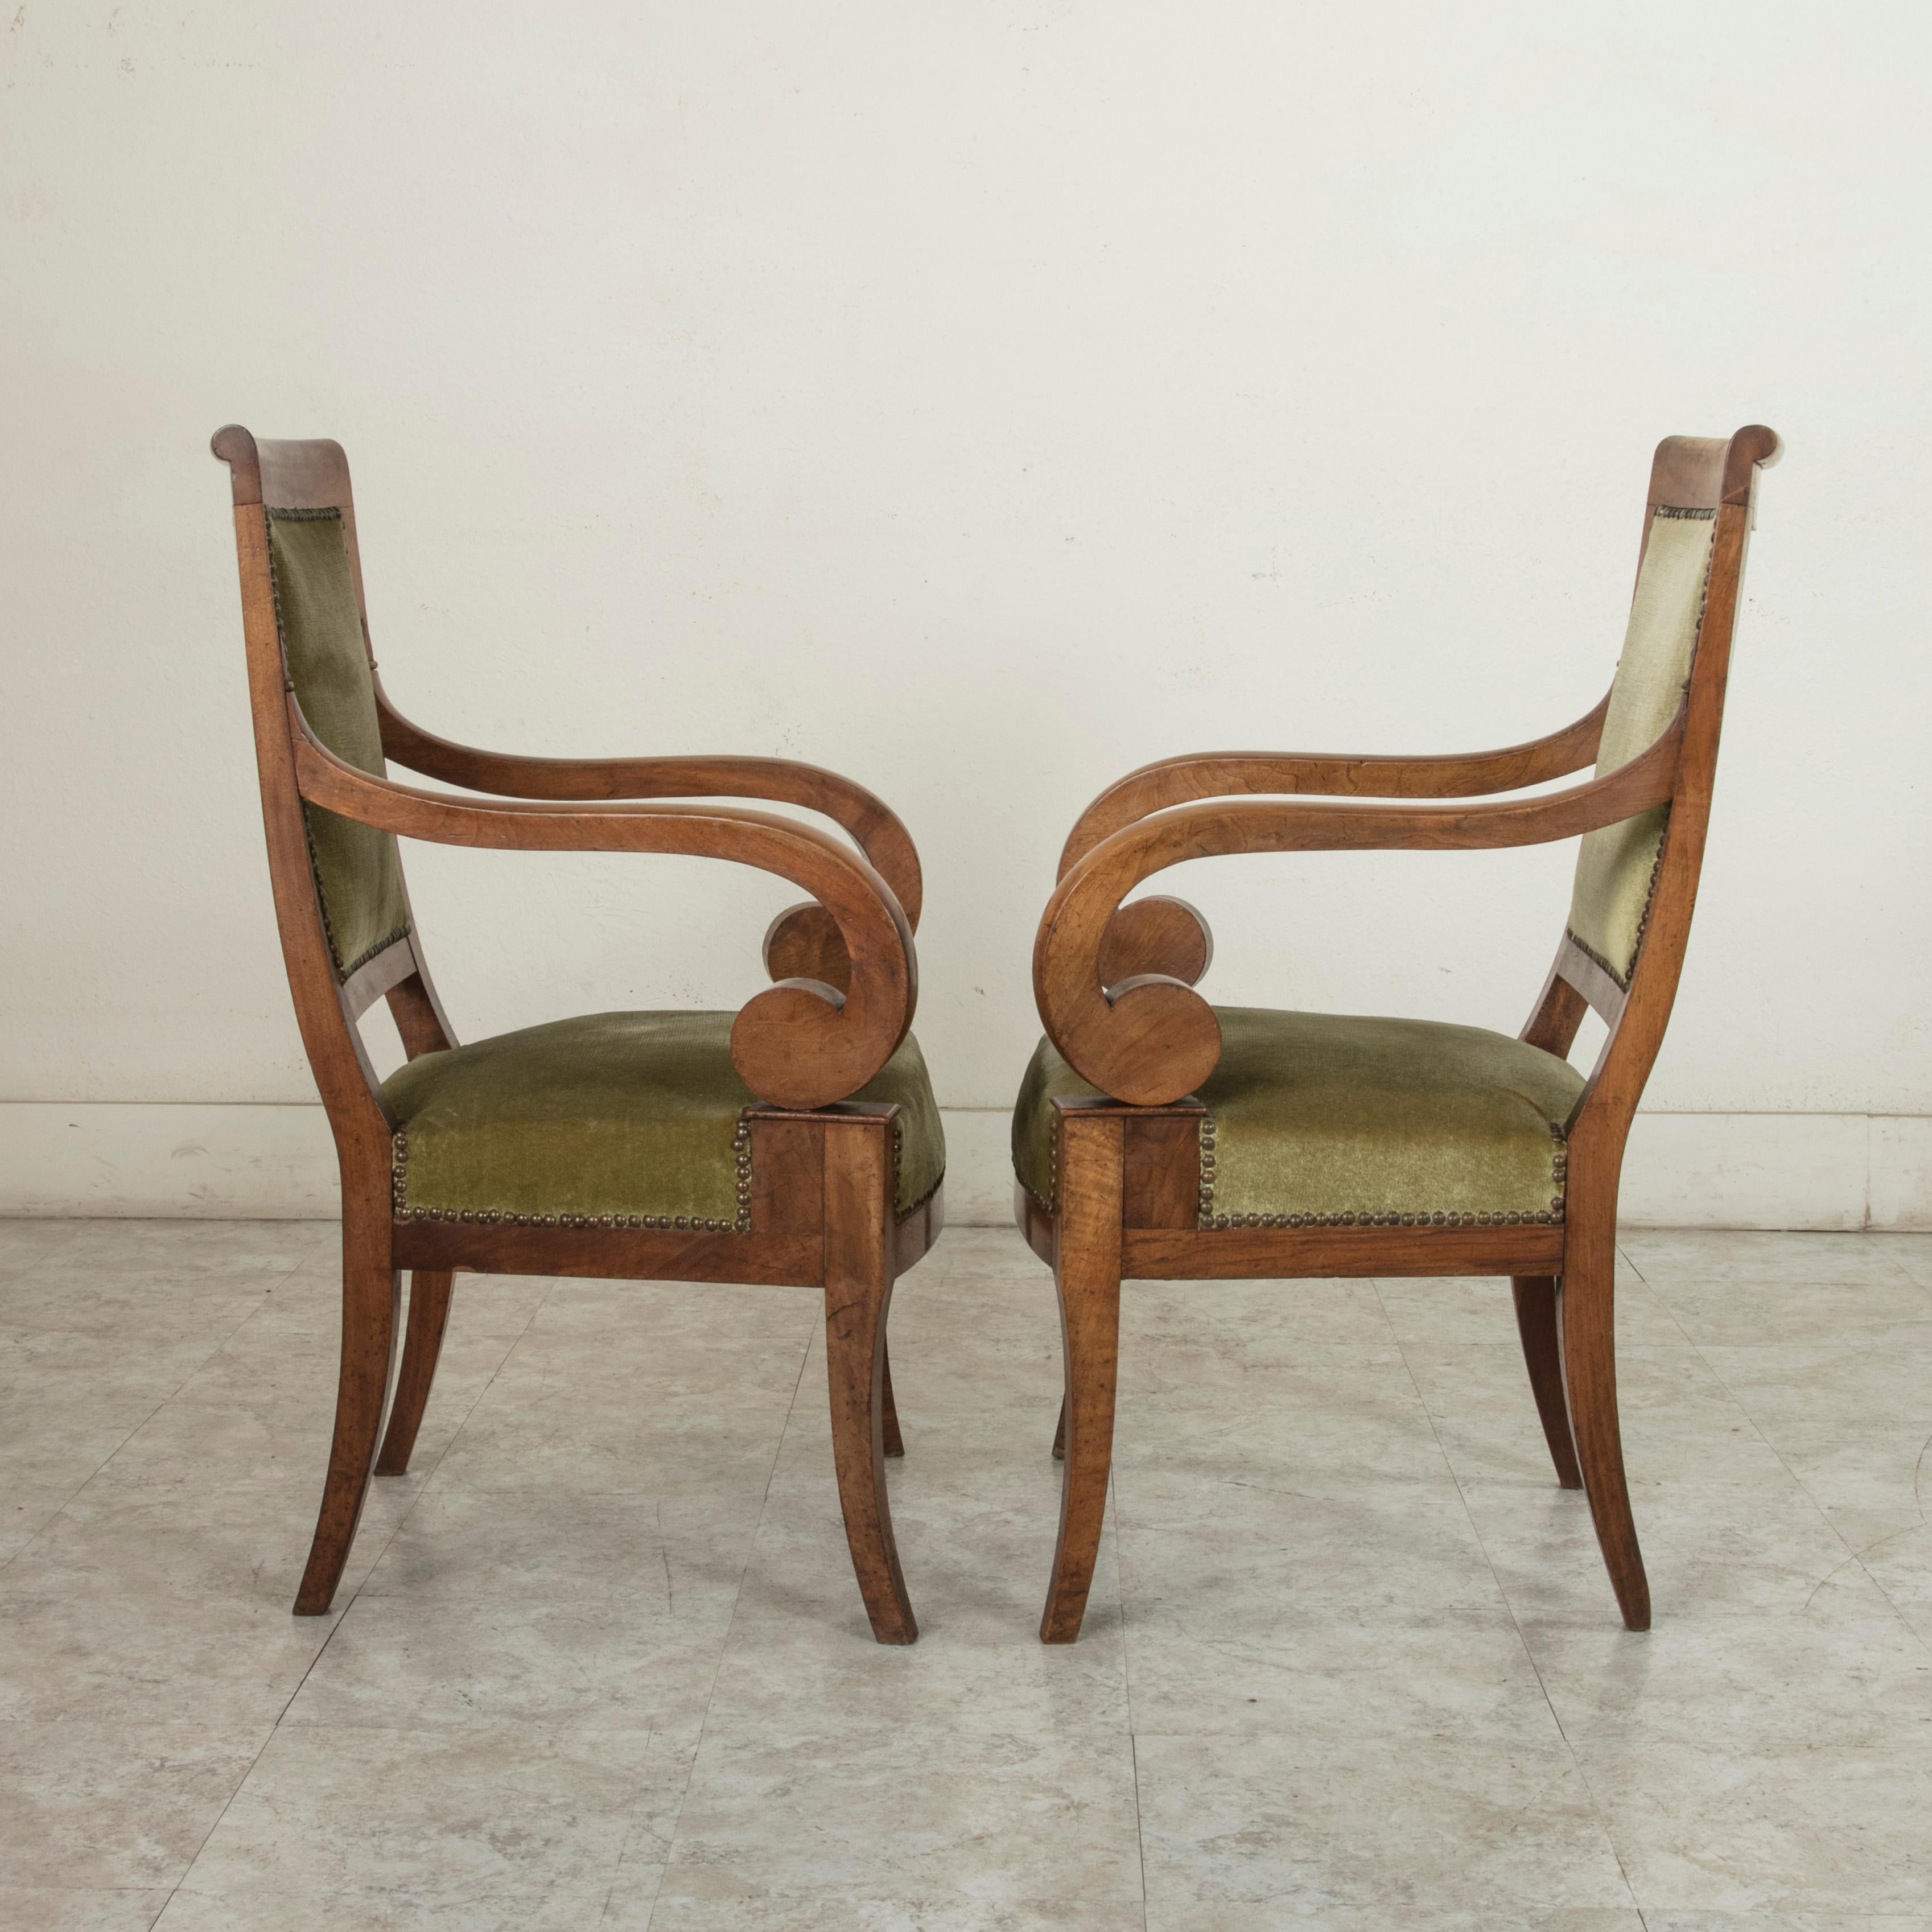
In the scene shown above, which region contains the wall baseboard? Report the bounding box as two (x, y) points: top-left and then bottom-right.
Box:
(1, 1102), (1927, 1230)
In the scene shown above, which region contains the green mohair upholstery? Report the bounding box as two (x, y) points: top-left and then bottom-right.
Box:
(1567, 507), (1716, 985)
(1013, 1006), (1581, 1226)
(385, 1011), (945, 1226)
(266, 509), (410, 980)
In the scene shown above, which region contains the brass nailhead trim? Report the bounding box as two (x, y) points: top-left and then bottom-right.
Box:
(1194, 1107), (1568, 1230)
(263, 505), (412, 986)
(1572, 506), (1717, 990)
(390, 1111), (756, 1235)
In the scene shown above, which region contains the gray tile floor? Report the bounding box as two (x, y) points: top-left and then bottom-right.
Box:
(2, 1219), (1930, 1929)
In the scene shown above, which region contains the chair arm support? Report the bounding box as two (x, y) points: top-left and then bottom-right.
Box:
(1035, 712), (1680, 1106)
(1056, 690), (1611, 879)
(374, 688), (924, 930)
(293, 711), (916, 1111)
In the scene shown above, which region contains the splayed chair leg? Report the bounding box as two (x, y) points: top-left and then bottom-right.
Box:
(1040, 1107), (1124, 1645)
(295, 1237), (401, 1616)
(881, 1333), (904, 1459)
(1512, 1275), (1583, 1490)
(823, 1117), (917, 1644)
(1558, 1233), (1651, 1630)
(375, 1270), (455, 1477)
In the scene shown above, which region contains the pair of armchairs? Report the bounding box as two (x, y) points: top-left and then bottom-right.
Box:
(213, 422), (1779, 1646)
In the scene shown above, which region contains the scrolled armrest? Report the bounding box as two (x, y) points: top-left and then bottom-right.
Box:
(293, 709), (914, 1111)
(375, 687), (924, 929)
(1057, 692), (1610, 879)
(1036, 714), (1679, 1106)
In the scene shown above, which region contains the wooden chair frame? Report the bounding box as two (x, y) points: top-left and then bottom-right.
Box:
(1019, 426), (1781, 1640)
(213, 426), (940, 1643)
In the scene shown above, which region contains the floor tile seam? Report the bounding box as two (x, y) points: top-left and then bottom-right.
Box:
(1127, 1725), (1151, 1930)
(638, 1301), (821, 1932)
(1368, 1278), (1649, 1921)
(1110, 1464), (1151, 1931)
(245, 1271), (569, 1735)
(399, 1268), (565, 1494)
(0, 1387), (177, 1577)
(143, 1713), (283, 1928)
(0, 1229), (91, 1287)
(1616, 1243), (1703, 1349)
(1672, 1322), (1932, 1661)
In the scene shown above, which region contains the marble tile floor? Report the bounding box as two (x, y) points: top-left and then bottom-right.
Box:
(2, 1217), (1930, 1930)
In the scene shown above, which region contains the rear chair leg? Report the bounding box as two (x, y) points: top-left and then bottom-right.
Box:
(1558, 1234), (1651, 1630)
(881, 1334), (904, 1459)
(295, 1240), (401, 1616)
(1511, 1275), (1583, 1490)
(376, 1269), (455, 1476)
(1041, 1109), (1124, 1645)
(823, 1118), (917, 1644)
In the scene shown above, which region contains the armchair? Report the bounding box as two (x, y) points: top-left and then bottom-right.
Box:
(213, 427), (942, 1643)
(1012, 425), (1781, 1639)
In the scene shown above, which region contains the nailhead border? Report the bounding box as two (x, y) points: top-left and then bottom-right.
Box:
(392, 1114), (755, 1234)
(264, 505), (412, 986)
(393, 1110), (942, 1233)
(1193, 1107), (1566, 1230)
(1568, 506), (1718, 990)
(1020, 1106), (1567, 1230)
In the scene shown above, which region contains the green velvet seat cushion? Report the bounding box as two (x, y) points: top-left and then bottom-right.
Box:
(385, 1011), (944, 1228)
(1013, 1006), (1582, 1228)
(266, 508), (411, 980)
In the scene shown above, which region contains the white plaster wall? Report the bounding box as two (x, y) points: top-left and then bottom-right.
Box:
(2, 5), (1927, 1217)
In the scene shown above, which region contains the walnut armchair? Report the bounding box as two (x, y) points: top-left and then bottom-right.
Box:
(213, 426), (942, 1644)
(1012, 425), (1781, 1640)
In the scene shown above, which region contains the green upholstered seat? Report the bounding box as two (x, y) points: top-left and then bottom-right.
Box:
(1013, 1006), (1582, 1229)
(385, 1012), (945, 1230)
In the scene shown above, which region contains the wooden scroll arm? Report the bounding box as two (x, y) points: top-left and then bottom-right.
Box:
(374, 685), (923, 931)
(1057, 690), (1611, 879)
(1036, 711), (1682, 1107)
(291, 706), (914, 1112)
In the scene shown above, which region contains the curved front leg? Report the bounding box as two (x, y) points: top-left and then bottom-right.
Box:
(1558, 1212), (1650, 1630)
(295, 1230), (401, 1615)
(1041, 1106), (1125, 1645)
(823, 1115), (917, 1644)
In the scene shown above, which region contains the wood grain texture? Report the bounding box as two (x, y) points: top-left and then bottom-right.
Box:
(213, 425), (940, 1638)
(293, 716), (914, 1112)
(376, 694), (923, 930)
(1558, 1188), (1650, 1628)
(294, 1211), (399, 1615)
(823, 1114), (917, 1643)
(1037, 718), (1683, 1107)
(881, 1338), (904, 1459)
(1097, 895), (1213, 990)
(1040, 1106), (1124, 1645)
(1058, 693), (1610, 878)
(1512, 1276), (1583, 1491)
(1015, 425), (1783, 1636)
(1123, 1223), (1568, 1279)
(763, 902), (854, 996)
(375, 1270), (454, 1477)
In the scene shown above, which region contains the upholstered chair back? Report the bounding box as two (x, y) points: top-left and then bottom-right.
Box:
(266, 507), (411, 979)
(1565, 506), (1717, 987)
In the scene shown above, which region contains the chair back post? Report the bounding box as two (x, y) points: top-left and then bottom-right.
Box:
(212, 426), (418, 1210)
(1562, 425), (1781, 1169)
